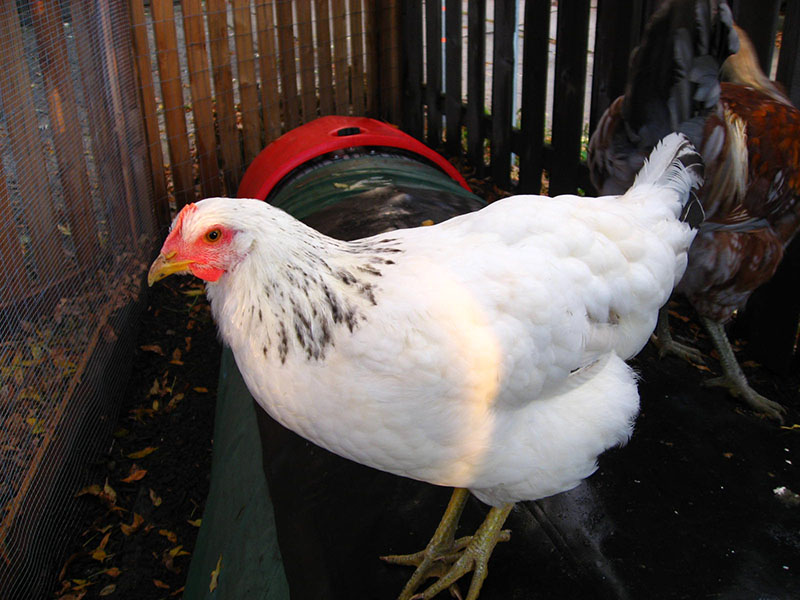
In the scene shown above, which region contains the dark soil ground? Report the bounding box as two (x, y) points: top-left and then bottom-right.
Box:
(54, 276), (221, 600)
(53, 165), (799, 599)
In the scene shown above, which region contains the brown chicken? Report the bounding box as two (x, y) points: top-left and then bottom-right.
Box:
(588, 0), (799, 421)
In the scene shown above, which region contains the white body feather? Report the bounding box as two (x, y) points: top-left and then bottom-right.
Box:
(193, 134), (701, 506)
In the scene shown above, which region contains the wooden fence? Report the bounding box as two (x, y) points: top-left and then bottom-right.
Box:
(129, 0), (402, 232)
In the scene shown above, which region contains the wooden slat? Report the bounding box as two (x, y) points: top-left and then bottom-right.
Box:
(401, 0), (424, 139)
(465, 0), (486, 171)
(276, 0), (300, 128)
(489, 0), (515, 188)
(254, 1), (283, 142)
(314, 0), (335, 116)
(232, 0), (262, 166)
(331, 0), (350, 114)
(349, 0), (367, 115)
(128, 0), (169, 229)
(589, 0), (640, 137)
(207, 0), (242, 194)
(0, 2), (63, 284)
(31, 0), (98, 267)
(378, 0), (401, 124)
(364, 0), (380, 116)
(295, 0), (318, 121)
(549, 0), (591, 196)
(425, 0), (443, 146)
(518, 0), (551, 194)
(74, 0), (130, 239)
(0, 171), (26, 302)
(151, 0), (193, 209)
(731, 0), (781, 73)
(444, 0), (462, 157)
(181, 0), (222, 199)
(776, 0), (800, 108)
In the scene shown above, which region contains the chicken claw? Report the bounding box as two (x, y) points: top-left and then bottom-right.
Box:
(650, 305), (706, 365)
(382, 488), (512, 600)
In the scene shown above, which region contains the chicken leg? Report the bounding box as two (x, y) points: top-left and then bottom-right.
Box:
(382, 487), (513, 600)
(700, 317), (786, 422)
(651, 304), (706, 365)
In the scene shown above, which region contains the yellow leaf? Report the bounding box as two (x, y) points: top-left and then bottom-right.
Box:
(120, 513), (144, 536)
(104, 567), (122, 578)
(209, 554), (222, 592)
(149, 489), (162, 507)
(159, 529), (178, 544)
(193, 387), (208, 393)
(420, 219), (435, 226)
(153, 579), (170, 590)
(92, 532), (111, 562)
(121, 465), (147, 483)
(168, 545), (190, 558)
(187, 518), (202, 528)
(140, 344), (165, 356)
(127, 446), (158, 459)
(99, 583), (116, 596)
(182, 289), (205, 296)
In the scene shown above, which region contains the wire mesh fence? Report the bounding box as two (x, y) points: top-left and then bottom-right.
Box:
(0, 1), (156, 596)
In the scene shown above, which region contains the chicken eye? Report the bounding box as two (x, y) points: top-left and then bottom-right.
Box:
(205, 228), (222, 243)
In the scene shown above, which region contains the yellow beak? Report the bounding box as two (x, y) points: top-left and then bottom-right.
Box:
(148, 251), (194, 286)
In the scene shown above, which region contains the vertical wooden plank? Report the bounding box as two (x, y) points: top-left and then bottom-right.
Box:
(401, 0), (424, 139)
(425, 0), (443, 146)
(255, 1), (283, 142)
(378, 0), (401, 123)
(151, 0), (193, 209)
(31, 0), (98, 267)
(444, 0), (462, 157)
(295, 0), (318, 121)
(0, 172), (25, 301)
(182, 0), (222, 199)
(731, 0), (781, 73)
(364, 1), (380, 116)
(0, 3), (63, 284)
(331, 0), (350, 113)
(465, 0), (486, 171)
(776, 0), (800, 108)
(128, 0), (169, 229)
(314, 0), (336, 116)
(276, 0), (300, 128)
(207, 0), (242, 194)
(489, 0), (515, 188)
(518, 0), (550, 194)
(549, 0), (591, 196)
(232, 0), (262, 165)
(350, 0), (367, 115)
(589, 0), (641, 136)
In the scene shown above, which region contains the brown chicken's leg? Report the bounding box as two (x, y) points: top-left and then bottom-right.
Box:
(650, 304), (706, 364)
(700, 316), (786, 422)
(382, 487), (512, 600)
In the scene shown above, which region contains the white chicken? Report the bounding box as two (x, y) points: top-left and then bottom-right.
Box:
(149, 133), (703, 600)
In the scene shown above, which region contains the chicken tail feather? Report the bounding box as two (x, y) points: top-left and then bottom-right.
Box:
(633, 133), (706, 228)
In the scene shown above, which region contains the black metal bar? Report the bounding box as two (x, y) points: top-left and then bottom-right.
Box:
(465, 0), (486, 172)
(730, 0), (781, 73)
(549, 0), (591, 196)
(776, 0), (800, 108)
(518, 0), (550, 193)
(489, 0), (515, 189)
(445, 0), (462, 157)
(425, 0), (443, 147)
(402, 0), (424, 139)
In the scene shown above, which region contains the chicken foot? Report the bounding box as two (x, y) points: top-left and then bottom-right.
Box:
(650, 304), (706, 364)
(382, 487), (512, 600)
(700, 316), (786, 422)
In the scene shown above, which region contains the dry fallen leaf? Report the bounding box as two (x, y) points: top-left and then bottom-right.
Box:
(76, 479), (117, 509)
(209, 554), (222, 592)
(104, 567), (122, 578)
(153, 579), (170, 590)
(91, 532), (111, 562)
(193, 387), (208, 393)
(98, 583), (116, 596)
(159, 529), (178, 544)
(120, 513), (144, 536)
(187, 518), (202, 528)
(127, 446), (158, 459)
(121, 464), (147, 483)
(140, 344), (165, 356)
(150, 488), (162, 507)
